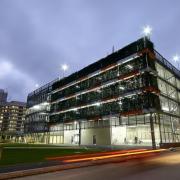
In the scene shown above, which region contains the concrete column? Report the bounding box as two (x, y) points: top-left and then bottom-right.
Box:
(78, 121), (81, 146)
(158, 113), (163, 146)
(150, 113), (156, 149)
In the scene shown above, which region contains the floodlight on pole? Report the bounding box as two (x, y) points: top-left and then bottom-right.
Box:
(35, 84), (39, 88)
(173, 54), (180, 62)
(142, 25), (153, 38)
(61, 64), (68, 71)
(61, 64), (69, 77)
(173, 54), (180, 69)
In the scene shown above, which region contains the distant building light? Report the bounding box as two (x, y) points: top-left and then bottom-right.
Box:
(162, 106), (169, 111)
(76, 96), (80, 100)
(118, 101), (122, 105)
(124, 93), (137, 98)
(33, 105), (40, 110)
(42, 102), (49, 106)
(119, 86), (125, 90)
(127, 64), (133, 69)
(95, 102), (101, 106)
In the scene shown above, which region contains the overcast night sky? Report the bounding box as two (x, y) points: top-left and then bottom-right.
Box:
(0, 0), (180, 102)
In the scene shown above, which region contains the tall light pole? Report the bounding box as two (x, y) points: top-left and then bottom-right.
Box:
(60, 63), (69, 145)
(61, 64), (69, 77)
(173, 54), (180, 69)
(142, 25), (156, 149)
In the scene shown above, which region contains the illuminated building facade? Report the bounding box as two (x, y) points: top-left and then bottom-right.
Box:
(24, 79), (57, 143)
(49, 37), (180, 148)
(0, 101), (26, 141)
(0, 89), (8, 134)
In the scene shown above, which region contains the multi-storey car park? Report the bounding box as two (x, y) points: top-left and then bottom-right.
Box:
(49, 37), (180, 148)
(24, 79), (57, 143)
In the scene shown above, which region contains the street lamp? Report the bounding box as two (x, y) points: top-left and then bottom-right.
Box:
(61, 64), (69, 77)
(142, 25), (153, 39)
(173, 54), (180, 69)
(35, 84), (39, 88)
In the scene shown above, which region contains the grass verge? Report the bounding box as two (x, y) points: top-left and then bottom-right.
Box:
(0, 143), (100, 167)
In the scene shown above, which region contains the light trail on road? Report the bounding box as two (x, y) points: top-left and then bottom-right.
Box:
(63, 149), (166, 163)
(46, 149), (147, 161)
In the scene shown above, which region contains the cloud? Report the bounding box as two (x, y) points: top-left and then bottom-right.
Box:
(0, 60), (13, 78)
(0, 57), (37, 101)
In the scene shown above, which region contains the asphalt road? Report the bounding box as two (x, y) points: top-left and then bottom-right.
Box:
(15, 151), (180, 180)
